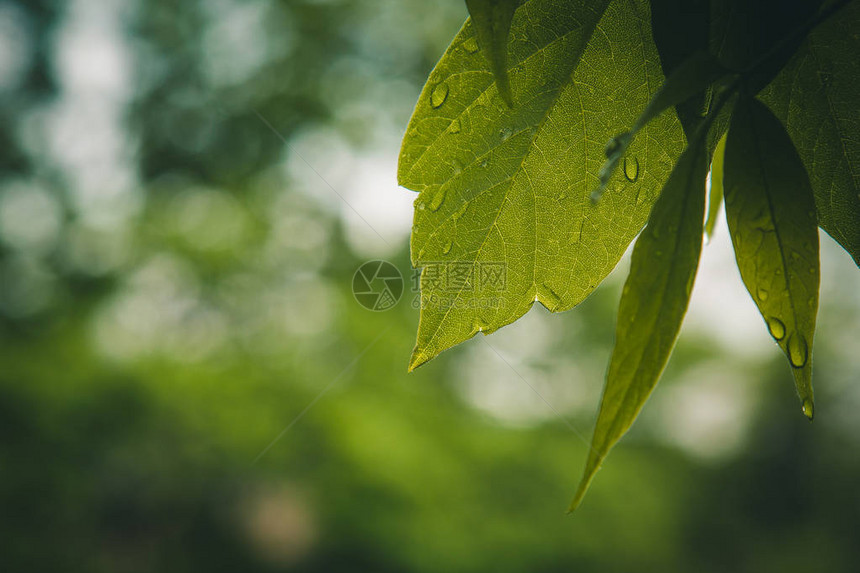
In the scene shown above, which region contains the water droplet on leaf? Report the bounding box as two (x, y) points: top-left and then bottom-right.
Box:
(430, 82), (449, 108)
(802, 399), (814, 420)
(787, 333), (808, 368)
(623, 156), (640, 183)
(767, 317), (786, 340)
(463, 37), (479, 53)
(442, 239), (453, 255)
(499, 127), (513, 142)
(756, 287), (769, 302)
(450, 119), (461, 133)
(428, 187), (447, 211)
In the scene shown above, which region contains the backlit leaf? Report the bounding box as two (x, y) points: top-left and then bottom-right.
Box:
(399, 0), (686, 370)
(723, 96), (820, 417)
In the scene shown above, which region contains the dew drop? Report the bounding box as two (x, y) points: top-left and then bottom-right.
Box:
(473, 316), (489, 333)
(452, 202), (468, 221)
(766, 317), (786, 340)
(450, 119), (461, 133)
(452, 159), (463, 175)
(417, 201), (426, 211)
(756, 287), (769, 302)
(480, 157), (489, 168)
(442, 239), (453, 255)
(802, 399), (814, 420)
(499, 127), (513, 142)
(463, 37), (479, 53)
(430, 82), (449, 108)
(787, 333), (808, 368)
(428, 187), (447, 211)
(623, 156), (640, 183)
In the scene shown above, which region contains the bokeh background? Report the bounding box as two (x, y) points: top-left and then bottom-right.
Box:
(1, 0), (859, 571)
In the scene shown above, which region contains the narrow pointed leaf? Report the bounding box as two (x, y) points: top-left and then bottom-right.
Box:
(570, 138), (707, 511)
(705, 131), (727, 239)
(723, 96), (820, 417)
(400, 0), (686, 370)
(595, 50), (730, 198)
(759, 0), (860, 265)
(465, 0), (518, 107)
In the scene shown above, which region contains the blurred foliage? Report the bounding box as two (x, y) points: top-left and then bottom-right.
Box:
(0, 0), (859, 571)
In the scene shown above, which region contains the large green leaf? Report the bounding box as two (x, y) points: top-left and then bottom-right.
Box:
(724, 96), (820, 418)
(465, 0), (519, 107)
(570, 135), (707, 511)
(399, 0), (685, 370)
(759, 1), (860, 265)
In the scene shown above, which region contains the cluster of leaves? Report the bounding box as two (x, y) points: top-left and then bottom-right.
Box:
(398, 0), (859, 510)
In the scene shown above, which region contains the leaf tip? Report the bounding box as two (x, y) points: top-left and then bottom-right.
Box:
(802, 398), (814, 421)
(567, 476), (593, 514)
(498, 80), (514, 108)
(407, 348), (431, 372)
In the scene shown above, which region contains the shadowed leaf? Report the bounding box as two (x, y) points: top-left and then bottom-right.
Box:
(724, 96), (820, 417)
(465, 0), (519, 107)
(759, 1), (860, 265)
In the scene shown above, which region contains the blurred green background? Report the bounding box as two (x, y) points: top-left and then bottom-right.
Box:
(1, 0), (859, 571)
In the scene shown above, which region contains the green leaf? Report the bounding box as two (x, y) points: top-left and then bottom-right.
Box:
(723, 96), (820, 418)
(759, 1), (860, 265)
(595, 50), (730, 198)
(399, 0), (686, 370)
(465, 0), (519, 107)
(705, 131), (727, 239)
(570, 133), (708, 512)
